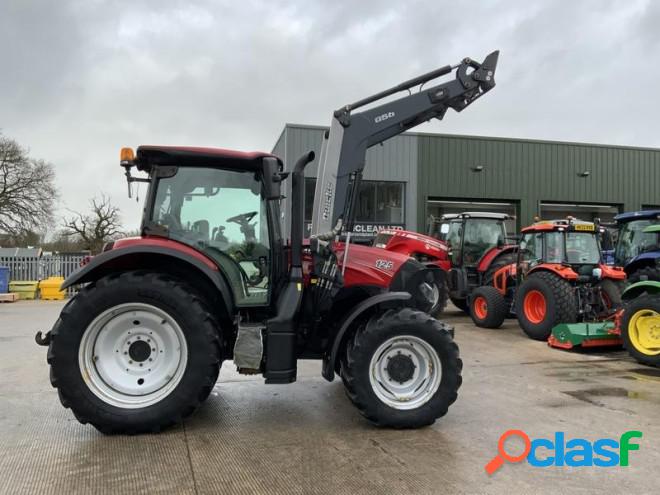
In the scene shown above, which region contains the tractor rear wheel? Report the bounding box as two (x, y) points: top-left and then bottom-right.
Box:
(469, 286), (508, 328)
(341, 308), (461, 428)
(47, 270), (222, 434)
(627, 266), (660, 284)
(515, 272), (577, 341)
(620, 294), (660, 367)
(598, 279), (623, 315)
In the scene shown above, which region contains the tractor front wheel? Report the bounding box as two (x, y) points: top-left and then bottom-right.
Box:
(47, 271), (222, 434)
(515, 272), (577, 341)
(620, 294), (660, 367)
(341, 308), (462, 428)
(469, 286), (508, 328)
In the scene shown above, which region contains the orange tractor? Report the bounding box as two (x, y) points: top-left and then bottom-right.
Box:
(469, 218), (626, 340)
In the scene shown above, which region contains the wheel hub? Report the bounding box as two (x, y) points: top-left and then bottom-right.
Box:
(369, 335), (442, 410)
(79, 303), (188, 409)
(128, 340), (152, 362)
(386, 353), (416, 384)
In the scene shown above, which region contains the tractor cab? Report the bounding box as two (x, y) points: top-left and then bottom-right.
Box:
(612, 210), (660, 283)
(124, 145), (286, 309)
(518, 218), (605, 280)
(431, 212), (515, 311)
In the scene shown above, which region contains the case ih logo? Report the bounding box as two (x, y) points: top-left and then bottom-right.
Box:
(321, 181), (334, 220)
(375, 259), (394, 270)
(374, 111), (395, 123)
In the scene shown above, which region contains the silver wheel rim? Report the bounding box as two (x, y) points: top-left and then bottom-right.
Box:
(78, 303), (188, 409)
(368, 335), (442, 410)
(429, 283), (440, 309)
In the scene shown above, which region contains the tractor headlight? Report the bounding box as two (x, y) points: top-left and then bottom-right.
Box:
(592, 267), (602, 279)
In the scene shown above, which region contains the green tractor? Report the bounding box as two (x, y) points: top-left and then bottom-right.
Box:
(550, 225), (660, 367)
(618, 280), (660, 367)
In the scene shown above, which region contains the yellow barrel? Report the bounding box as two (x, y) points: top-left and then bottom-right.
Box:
(39, 277), (66, 300)
(9, 281), (39, 300)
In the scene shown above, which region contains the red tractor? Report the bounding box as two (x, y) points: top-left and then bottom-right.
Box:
(373, 212), (517, 316)
(469, 218), (626, 340)
(35, 52), (499, 433)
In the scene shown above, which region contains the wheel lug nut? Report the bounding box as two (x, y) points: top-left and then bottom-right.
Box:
(124, 351), (128, 355)
(152, 348), (156, 352)
(129, 360), (133, 364)
(139, 363), (143, 367)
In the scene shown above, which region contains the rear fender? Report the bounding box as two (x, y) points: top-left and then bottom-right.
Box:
(62, 245), (235, 321)
(321, 292), (413, 381)
(528, 264), (578, 281)
(477, 245), (517, 273)
(622, 281), (660, 300)
(598, 263), (626, 281)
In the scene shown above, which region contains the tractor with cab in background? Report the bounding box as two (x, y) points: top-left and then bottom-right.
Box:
(467, 218), (625, 340)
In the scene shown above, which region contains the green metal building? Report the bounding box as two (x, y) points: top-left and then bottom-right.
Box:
(273, 123), (660, 237)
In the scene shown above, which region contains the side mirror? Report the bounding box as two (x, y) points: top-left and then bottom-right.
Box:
(262, 157), (284, 200)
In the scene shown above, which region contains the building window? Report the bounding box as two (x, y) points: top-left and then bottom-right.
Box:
(305, 179), (405, 224)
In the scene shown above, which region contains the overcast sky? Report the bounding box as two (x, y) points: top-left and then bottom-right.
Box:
(1, 0), (659, 231)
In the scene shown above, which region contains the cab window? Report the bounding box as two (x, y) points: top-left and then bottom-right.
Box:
(151, 166), (270, 306)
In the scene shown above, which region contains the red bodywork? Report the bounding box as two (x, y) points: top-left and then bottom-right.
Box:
(334, 242), (410, 287)
(110, 236), (407, 291)
(376, 228), (515, 276)
(375, 229), (450, 271)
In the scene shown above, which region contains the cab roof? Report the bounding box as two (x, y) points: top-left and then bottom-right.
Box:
(521, 218), (596, 233)
(135, 145), (280, 173)
(614, 209), (660, 223)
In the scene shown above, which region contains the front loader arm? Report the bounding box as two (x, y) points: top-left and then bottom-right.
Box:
(311, 50), (499, 237)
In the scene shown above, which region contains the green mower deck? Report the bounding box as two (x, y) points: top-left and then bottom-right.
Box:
(548, 321), (622, 349)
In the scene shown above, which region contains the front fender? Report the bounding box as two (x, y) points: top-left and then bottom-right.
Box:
(321, 292), (412, 382)
(622, 281), (660, 300)
(62, 245), (236, 318)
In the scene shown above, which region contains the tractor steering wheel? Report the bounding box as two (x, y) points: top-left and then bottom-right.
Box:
(226, 211), (257, 225)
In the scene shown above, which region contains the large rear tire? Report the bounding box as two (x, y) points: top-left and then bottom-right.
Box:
(469, 286), (508, 329)
(47, 271), (222, 434)
(598, 278), (623, 315)
(620, 294), (660, 367)
(515, 271), (577, 341)
(341, 308), (462, 428)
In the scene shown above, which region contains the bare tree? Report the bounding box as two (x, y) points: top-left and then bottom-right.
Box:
(0, 134), (58, 236)
(63, 194), (123, 253)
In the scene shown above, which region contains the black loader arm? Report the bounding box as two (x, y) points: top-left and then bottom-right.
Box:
(311, 50), (499, 237)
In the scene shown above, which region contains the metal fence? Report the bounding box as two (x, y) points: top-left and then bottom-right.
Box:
(0, 254), (86, 296)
